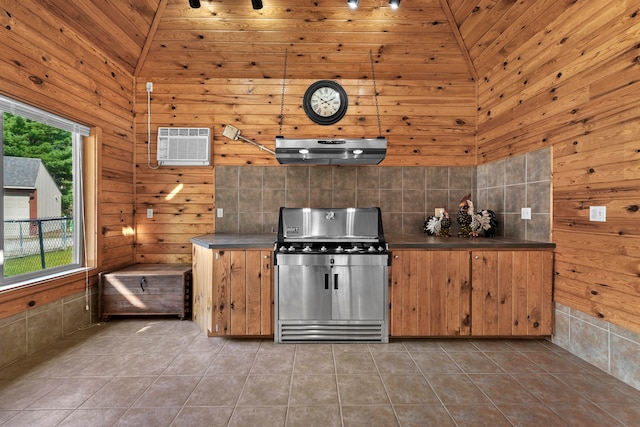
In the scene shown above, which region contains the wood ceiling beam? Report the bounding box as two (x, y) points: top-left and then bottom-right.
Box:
(438, 0), (478, 82)
(135, 0), (169, 77)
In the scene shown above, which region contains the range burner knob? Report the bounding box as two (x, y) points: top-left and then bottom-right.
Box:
(320, 246), (327, 252)
(303, 245), (312, 252)
(335, 246), (344, 253)
(279, 245), (287, 252)
(378, 246), (385, 252)
(288, 245), (296, 252)
(368, 245), (377, 252)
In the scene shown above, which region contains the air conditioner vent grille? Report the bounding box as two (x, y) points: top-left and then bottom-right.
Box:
(157, 127), (210, 166)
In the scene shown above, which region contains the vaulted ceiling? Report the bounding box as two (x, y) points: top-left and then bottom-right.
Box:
(41, 0), (548, 82)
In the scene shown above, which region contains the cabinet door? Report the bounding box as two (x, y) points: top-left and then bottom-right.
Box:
(210, 249), (273, 337)
(471, 250), (553, 336)
(212, 250), (231, 335)
(390, 250), (470, 337)
(277, 265), (333, 320)
(230, 250), (274, 336)
(332, 265), (385, 320)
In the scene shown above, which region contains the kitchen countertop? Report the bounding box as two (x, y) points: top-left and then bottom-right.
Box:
(191, 233), (555, 250)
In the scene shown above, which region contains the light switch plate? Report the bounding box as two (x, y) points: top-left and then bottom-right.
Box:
(521, 207), (531, 220)
(589, 206), (606, 222)
(217, 208), (224, 218)
(146, 208), (153, 218)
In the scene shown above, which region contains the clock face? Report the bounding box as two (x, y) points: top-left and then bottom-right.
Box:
(310, 87), (341, 117)
(303, 80), (348, 125)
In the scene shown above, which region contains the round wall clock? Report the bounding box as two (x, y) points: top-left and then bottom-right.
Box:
(303, 80), (348, 125)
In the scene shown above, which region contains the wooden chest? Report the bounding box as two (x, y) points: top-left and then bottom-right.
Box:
(99, 264), (192, 320)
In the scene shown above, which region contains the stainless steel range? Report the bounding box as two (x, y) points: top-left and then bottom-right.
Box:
(274, 207), (390, 343)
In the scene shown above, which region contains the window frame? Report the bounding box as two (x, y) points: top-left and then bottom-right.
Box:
(0, 94), (90, 290)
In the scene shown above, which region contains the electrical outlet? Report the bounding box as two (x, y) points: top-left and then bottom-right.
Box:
(217, 208), (224, 218)
(521, 207), (531, 220)
(146, 208), (153, 218)
(589, 206), (606, 222)
(435, 208), (444, 217)
(146, 82), (153, 92)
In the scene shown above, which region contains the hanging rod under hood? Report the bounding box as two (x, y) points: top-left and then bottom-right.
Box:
(275, 136), (387, 165)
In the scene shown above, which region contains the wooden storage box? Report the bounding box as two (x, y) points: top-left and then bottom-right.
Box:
(99, 263), (192, 320)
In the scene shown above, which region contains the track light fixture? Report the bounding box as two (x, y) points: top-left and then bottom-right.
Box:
(347, 0), (359, 9)
(188, 0), (201, 8)
(252, 0), (263, 9)
(389, 0), (400, 9)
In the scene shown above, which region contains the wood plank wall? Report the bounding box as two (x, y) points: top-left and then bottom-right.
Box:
(132, 76), (477, 262)
(475, 1), (640, 333)
(0, 0), (135, 316)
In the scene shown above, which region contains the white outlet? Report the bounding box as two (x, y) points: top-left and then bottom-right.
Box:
(217, 208), (224, 218)
(146, 208), (153, 218)
(589, 206), (606, 222)
(521, 207), (531, 220)
(146, 82), (153, 92)
(435, 208), (444, 217)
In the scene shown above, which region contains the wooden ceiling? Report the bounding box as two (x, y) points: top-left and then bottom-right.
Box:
(41, 0), (558, 82)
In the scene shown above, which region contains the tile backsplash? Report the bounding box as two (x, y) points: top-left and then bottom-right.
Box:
(215, 165), (476, 236)
(215, 148), (551, 240)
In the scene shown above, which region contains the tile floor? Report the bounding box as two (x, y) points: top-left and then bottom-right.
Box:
(1, 318), (640, 427)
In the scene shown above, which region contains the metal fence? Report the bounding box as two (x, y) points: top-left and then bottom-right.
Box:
(4, 217), (73, 275)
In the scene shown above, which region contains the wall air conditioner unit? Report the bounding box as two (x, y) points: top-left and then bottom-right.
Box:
(157, 127), (210, 166)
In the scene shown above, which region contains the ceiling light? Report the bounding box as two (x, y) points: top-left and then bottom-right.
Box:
(189, 0), (201, 8)
(347, 0), (359, 9)
(389, 0), (400, 9)
(252, 0), (263, 9)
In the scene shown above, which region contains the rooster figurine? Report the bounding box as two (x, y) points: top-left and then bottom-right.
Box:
(457, 194), (498, 237)
(424, 208), (452, 237)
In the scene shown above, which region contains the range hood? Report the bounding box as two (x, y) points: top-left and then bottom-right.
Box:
(275, 136), (387, 165)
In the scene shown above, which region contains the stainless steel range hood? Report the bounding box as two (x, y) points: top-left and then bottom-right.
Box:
(275, 136), (387, 165)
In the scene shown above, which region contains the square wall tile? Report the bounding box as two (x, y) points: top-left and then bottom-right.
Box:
(402, 167), (426, 189)
(380, 167), (403, 189)
(264, 167), (285, 189)
(427, 167), (449, 189)
(527, 148), (551, 182)
(27, 303), (62, 353)
(0, 318), (27, 367)
(239, 167), (263, 189)
(505, 155), (526, 185)
(286, 167), (310, 188)
(357, 167), (380, 189)
(216, 166), (238, 188)
(568, 318), (609, 371)
(310, 168), (332, 189)
(63, 294), (91, 336)
(610, 334), (640, 390)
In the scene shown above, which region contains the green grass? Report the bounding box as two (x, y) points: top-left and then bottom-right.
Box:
(4, 248), (73, 277)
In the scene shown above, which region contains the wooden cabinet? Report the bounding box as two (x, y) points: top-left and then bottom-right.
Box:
(471, 250), (553, 336)
(390, 250), (471, 336)
(192, 246), (273, 337)
(99, 263), (192, 320)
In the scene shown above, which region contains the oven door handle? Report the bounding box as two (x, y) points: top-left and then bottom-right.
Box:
(325, 273), (329, 290)
(334, 273), (339, 290)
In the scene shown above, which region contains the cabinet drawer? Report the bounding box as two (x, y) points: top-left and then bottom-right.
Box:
(99, 264), (192, 320)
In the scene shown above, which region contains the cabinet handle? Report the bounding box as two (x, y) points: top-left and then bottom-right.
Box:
(394, 255), (399, 259)
(140, 276), (146, 292)
(474, 255), (479, 259)
(325, 273), (329, 290)
(334, 274), (339, 290)
(264, 255), (269, 259)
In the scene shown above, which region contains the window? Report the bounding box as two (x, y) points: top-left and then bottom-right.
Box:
(0, 95), (89, 288)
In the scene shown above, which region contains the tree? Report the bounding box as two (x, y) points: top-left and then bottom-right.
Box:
(3, 113), (73, 215)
